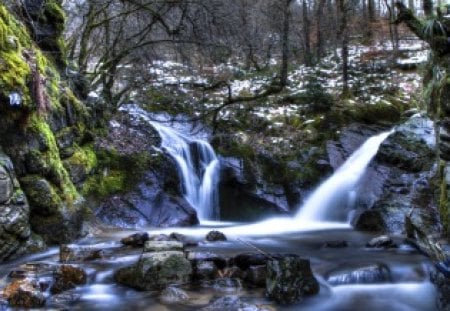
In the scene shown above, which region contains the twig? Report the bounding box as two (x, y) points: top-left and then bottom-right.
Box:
(236, 238), (276, 260)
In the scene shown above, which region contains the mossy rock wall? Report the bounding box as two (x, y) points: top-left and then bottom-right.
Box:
(0, 3), (94, 246)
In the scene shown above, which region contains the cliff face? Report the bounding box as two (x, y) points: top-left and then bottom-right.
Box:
(0, 1), (94, 260)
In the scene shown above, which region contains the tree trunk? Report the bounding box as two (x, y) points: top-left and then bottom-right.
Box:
(316, 0), (326, 60)
(338, 0), (349, 96)
(280, 0), (292, 87)
(302, 0), (312, 65)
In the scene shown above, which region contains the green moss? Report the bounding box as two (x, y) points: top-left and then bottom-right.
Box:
(20, 175), (63, 215)
(43, 0), (66, 33)
(83, 170), (125, 197)
(439, 161), (450, 237)
(67, 145), (97, 172)
(27, 115), (80, 205)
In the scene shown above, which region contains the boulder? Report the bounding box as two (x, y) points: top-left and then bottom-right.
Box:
(50, 265), (87, 294)
(266, 255), (319, 304)
(233, 253), (272, 270)
(115, 251), (192, 290)
(187, 251), (228, 270)
(4, 279), (45, 308)
(206, 231), (227, 242)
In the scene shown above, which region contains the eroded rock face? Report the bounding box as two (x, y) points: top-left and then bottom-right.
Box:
(0, 152), (32, 262)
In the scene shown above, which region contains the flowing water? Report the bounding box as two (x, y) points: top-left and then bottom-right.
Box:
(0, 126), (439, 310)
(125, 106), (220, 221)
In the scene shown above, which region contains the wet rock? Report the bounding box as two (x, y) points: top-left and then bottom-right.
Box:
(0, 165), (13, 203)
(206, 231), (227, 242)
(431, 266), (450, 310)
(353, 209), (385, 232)
(187, 252), (227, 270)
(169, 232), (198, 246)
(0, 152), (32, 262)
(144, 241), (184, 252)
(149, 234), (172, 241)
(202, 295), (269, 311)
(48, 292), (82, 308)
(208, 277), (242, 292)
(159, 286), (190, 304)
(120, 232), (150, 247)
(4, 279), (45, 308)
(266, 255), (319, 304)
(366, 235), (397, 248)
(323, 240), (349, 248)
(60, 244), (104, 262)
(244, 265), (266, 287)
(327, 264), (392, 285)
(193, 261), (218, 281)
(50, 265), (87, 294)
(115, 251), (192, 290)
(234, 253), (272, 270)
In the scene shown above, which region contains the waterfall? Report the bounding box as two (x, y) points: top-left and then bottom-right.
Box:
(124, 106), (220, 221)
(295, 130), (392, 222)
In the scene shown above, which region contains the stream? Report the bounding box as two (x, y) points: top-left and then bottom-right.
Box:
(0, 111), (440, 310)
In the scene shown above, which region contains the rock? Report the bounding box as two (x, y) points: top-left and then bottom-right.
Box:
(353, 209), (385, 232)
(266, 255), (319, 304)
(50, 265), (87, 294)
(323, 240), (349, 248)
(169, 232), (198, 246)
(159, 286), (190, 304)
(202, 295), (269, 311)
(0, 165), (13, 203)
(193, 261), (218, 281)
(4, 279), (45, 308)
(234, 253), (272, 270)
(144, 241), (184, 252)
(326, 264), (391, 285)
(209, 277), (242, 292)
(0, 152), (32, 262)
(115, 251), (192, 290)
(244, 265), (266, 287)
(431, 267), (450, 310)
(187, 251), (228, 270)
(60, 245), (104, 262)
(366, 235), (397, 248)
(121, 232), (150, 247)
(206, 231), (227, 242)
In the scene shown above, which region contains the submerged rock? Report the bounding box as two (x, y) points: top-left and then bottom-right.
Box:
(159, 286), (190, 304)
(266, 255), (319, 304)
(326, 264), (392, 285)
(115, 251), (192, 290)
(60, 244), (104, 262)
(202, 295), (269, 311)
(144, 241), (184, 252)
(366, 235), (397, 248)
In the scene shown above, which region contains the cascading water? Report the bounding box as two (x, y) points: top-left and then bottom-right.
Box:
(295, 130), (392, 222)
(124, 106), (220, 221)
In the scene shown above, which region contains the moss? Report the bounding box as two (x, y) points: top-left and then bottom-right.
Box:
(82, 170), (126, 197)
(20, 175), (62, 215)
(27, 115), (80, 205)
(43, 1), (66, 34)
(439, 161), (450, 237)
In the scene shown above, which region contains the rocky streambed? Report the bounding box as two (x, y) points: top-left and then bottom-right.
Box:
(0, 225), (441, 310)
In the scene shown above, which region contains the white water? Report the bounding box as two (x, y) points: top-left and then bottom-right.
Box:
(125, 106), (220, 221)
(295, 130), (392, 222)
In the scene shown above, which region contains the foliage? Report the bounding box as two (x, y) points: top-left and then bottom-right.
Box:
(295, 76), (334, 112)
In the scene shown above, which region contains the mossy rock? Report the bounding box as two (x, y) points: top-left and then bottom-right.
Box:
(63, 145), (97, 185)
(20, 175), (62, 216)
